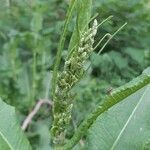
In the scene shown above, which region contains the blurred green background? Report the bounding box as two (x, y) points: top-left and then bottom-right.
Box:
(0, 0), (149, 149)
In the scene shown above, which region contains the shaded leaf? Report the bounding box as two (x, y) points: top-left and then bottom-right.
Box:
(109, 51), (128, 69)
(124, 47), (144, 64)
(36, 121), (51, 150)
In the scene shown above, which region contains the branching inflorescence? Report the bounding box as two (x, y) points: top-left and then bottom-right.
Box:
(51, 19), (98, 144)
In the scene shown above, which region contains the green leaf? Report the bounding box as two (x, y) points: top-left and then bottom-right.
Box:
(30, 12), (43, 32)
(36, 121), (51, 150)
(142, 138), (150, 150)
(124, 47), (145, 64)
(0, 99), (32, 150)
(91, 52), (113, 67)
(17, 66), (31, 96)
(68, 0), (92, 51)
(109, 51), (128, 69)
(63, 69), (150, 150)
(86, 84), (150, 150)
(143, 67), (150, 76)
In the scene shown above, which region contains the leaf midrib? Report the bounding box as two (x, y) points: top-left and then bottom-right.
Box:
(110, 85), (149, 150)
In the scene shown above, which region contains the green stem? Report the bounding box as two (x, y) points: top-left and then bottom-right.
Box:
(9, 37), (19, 81)
(11, 46), (17, 81)
(97, 22), (127, 55)
(97, 15), (113, 28)
(31, 33), (39, 105)
(52, 0), (77, 98)
(31, 48), (36, 104)
(93, 33), (111, 51)
(63, 74), (150, 150)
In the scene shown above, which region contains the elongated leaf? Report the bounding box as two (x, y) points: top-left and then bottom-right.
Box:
(68, 0), (92, 51)
(86, 84), (150, 150)
(0, 99), (32, 150)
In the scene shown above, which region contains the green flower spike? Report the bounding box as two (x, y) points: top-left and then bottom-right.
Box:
(51, 19), (98, 145)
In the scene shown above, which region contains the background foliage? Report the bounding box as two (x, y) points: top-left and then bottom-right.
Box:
(0, 0), (149, 149)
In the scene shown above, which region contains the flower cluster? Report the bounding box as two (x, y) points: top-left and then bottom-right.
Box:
(51, 19), (98, 144)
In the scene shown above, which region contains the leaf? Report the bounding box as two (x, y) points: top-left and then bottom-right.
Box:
(86, 84), (150, 149)
(35, 121), (51, 150)
(63, 68), (150, 150)
(68, 0), (92, 51)
(108, 51), (128, 69)
(0, 99), (32, 150)
(0, 0), (9, 9)
(30, 12), (43, 32)
(142, 138), (150, 150)
(124, 47), (145, 64)
(16, 66), (31, 96)
(91, 52), (113, 67)
(143, 67), (150, 76)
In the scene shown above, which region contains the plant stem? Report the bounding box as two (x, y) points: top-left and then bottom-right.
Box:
(51, 0), (77, 98)
(97, 22), (127, 55)
(31, 48), (36, 105)
(31, 33), (39, 105)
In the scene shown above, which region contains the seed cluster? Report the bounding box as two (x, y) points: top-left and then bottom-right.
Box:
(51, 19), (98, 144)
